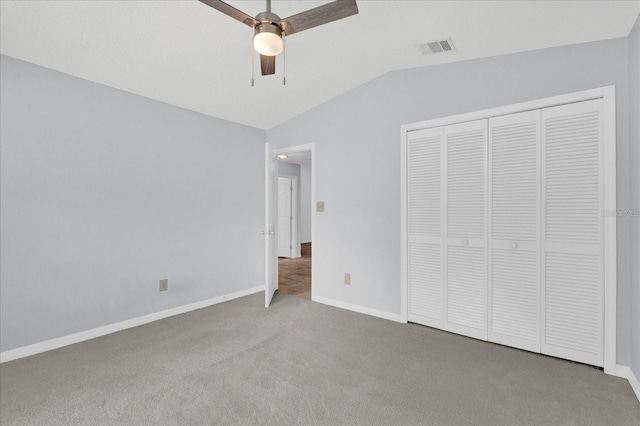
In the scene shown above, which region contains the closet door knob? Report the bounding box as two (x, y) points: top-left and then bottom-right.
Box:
(512, 242), (518, 249)
(463, 239), (469, 246)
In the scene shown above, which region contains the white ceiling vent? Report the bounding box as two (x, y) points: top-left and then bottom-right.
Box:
(418, 38), (456, 55)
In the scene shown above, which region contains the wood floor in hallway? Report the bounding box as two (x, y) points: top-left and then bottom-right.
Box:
(278, 242), (311, 299)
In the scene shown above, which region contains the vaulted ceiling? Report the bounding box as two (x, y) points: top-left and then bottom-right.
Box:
(1, 1), (638, 129)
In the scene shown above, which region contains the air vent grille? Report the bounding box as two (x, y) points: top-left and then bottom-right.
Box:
(419, 38), (456, 55)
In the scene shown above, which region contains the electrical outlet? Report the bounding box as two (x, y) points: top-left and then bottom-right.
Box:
(159, 279), (168, 292)
(316, 201), (325, 212)
(344, 273), (351, 285)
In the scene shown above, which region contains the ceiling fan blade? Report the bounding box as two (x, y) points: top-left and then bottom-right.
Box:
(198, 0), (259, 28)
(260, 55), (276, 76)
(278, 0), (358, 36)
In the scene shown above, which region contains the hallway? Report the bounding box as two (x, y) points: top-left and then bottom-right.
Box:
(278, 242), (311, 299)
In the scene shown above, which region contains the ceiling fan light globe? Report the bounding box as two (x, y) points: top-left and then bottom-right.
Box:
(253, 32), (283, 56)
(253, 24), (283, 56)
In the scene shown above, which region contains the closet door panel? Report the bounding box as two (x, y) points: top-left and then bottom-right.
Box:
(444, 119), (487, 340)
(447, 246), (485, 335)
(541, 99), (604, 367)
(488, 111), (540, 352)
(544, 252), (601, 358)
(446, 123), (485, 243)
(409, 243), (442, 325)
(407, 128), (444, 327)
(491, 249), (538, 347)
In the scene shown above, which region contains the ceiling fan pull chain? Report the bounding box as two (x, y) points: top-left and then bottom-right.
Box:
(251, 37), (255, 87)
(282, 32), (286, 86)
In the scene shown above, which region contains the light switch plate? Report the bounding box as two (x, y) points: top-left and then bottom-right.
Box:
(316, 201), (325, 212)
(344, 273), (351, 285)
(159, 279), (168, 292)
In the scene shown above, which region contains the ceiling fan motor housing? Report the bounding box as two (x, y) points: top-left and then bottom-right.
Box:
(253, 11), (283, 56)
(254, 22), (282, 39)
(255, 11), (281, 26)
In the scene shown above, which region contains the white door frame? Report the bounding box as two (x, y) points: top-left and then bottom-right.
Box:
(400, 86), (617, 374)
(272, 143), (316, 300)
(278, 174), (300, 258)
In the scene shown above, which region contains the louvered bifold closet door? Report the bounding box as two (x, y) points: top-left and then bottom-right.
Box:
(541, 99), (604, 367)
(407, 127), (444, 328)
(444, 119), (488, 340)
(488, 111), (541, 353)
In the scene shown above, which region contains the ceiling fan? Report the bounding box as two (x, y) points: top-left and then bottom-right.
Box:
(198, 0), (359, 77)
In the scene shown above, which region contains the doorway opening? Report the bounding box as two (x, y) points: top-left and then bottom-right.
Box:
(275, 148), (313, 300)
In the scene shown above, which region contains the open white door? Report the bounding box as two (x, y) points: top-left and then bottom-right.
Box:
(264, 143), (278, 307)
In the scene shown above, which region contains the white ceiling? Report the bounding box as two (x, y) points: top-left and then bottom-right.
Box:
(1, 1), (638, 130)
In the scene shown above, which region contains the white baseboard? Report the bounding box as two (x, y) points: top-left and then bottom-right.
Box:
(614, 365), (640, 403)
(313, 296), (405, 323)
(614, 365), (629, 378)
(0, 285), (263, 364)
(630, 369), (640, 403)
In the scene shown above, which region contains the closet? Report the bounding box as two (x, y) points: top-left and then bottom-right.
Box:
(403, 93), (611, 368)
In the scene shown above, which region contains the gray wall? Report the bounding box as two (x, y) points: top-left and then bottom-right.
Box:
(628, 16), (640, 381)
(300, 163), (312, 243)
(267, 38), (633, 365)
(0, 55), (265, 352)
